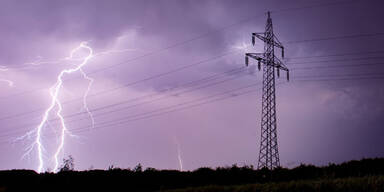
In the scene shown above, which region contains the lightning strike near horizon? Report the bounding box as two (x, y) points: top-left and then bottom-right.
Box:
(9, 36), (137, 172)
(173, 136), (183, 171)
(24, 42), (94, 173)
(177, 144), (183, 171)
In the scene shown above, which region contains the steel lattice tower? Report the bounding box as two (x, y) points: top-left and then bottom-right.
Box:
(245, 12), (289, 170)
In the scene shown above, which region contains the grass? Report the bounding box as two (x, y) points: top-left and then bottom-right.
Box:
(164, 175), (384, 192)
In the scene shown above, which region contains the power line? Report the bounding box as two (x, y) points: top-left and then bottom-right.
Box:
(0, 50), (242, 121)
(1, 58), (384, 131)
(286, 50), (384, 60)
(291, 62), (384, 70)
(2, 55), (384, 128)
(12, 32), (384, 101)
(1, 74), (384, 144)
(0, 81), (263, 143)
(55, 75), (384, 136)
(2, 69), (383, 140)
(1, 30), (383, 103)
(4, 48), (382, 104)
(272, 0), (359, 14)
(294, 72), (384, 79)
(0, 66), (246, 134)
(4, 47), (383, 124)
(293, 76), (384, 82)
(287, 56), (384, 65)
(3, 56), (384, 131)
(284, 32), (384, 44)
(2, 48), (384, 123)
(0, 67), (248, 136)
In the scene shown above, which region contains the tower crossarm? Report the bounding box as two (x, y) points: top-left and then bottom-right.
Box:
(273, 56), (289, 80)
(246, 53), (265, 62)
(245, 53), (265, 69)
(273, 56), (288, 71)
(252, 33), (266, 45)
(252, 33), (284, 58)
(273, 35), (284, 49)
(252, 33), (285, 52)
(245, 53), (288, 72)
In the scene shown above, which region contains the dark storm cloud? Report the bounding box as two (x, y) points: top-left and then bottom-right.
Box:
(0, 0), (232, 65)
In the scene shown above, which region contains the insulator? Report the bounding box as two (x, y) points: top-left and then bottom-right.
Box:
(258, 60), (261, 71)
(252, 36), (255, 45)
(277, 68), (280, 77)
(245, 56), (249, 66)
(287, 71), (290, 81)
(282, 48), (284, 58)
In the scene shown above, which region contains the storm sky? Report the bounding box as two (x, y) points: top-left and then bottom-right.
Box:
(0, 0), (383, 171)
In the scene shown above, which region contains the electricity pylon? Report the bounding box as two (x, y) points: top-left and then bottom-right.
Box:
(245, 11), (289, 170)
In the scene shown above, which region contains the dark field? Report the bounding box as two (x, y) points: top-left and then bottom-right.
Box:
(165, 176), (384, 192)
(0, 158), (383, 192)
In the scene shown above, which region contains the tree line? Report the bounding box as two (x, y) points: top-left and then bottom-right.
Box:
(0, 158), (383, 191)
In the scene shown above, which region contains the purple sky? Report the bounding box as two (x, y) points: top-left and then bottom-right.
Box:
(0, 0), (384, 172)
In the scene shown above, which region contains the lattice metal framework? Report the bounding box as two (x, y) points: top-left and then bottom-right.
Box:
(245, 12), (289, 170)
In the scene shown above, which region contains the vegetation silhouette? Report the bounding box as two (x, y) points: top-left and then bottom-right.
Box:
(59, 155), (75, 172)
(0, 158), (383, 192)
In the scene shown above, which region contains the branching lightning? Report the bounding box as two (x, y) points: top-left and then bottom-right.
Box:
(25, 56), (64, 66)
(79, 69), (95, 129)
(94, 48), (136, 57)
(23, 42), (94, 173)
(7, 38), (136, 172)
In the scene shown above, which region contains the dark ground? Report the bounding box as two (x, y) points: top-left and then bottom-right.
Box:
(0, 158), (383, 192)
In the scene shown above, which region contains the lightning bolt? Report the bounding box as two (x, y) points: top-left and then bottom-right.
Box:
(177, 144), (183, 172)
(26, 42), (94, 173)
(79, 68), (95, 129)
(24, 55), (64, 66)
(173, 136), (183, 171)
(9, 37), (136, 172)
(94, 48), (136, 57)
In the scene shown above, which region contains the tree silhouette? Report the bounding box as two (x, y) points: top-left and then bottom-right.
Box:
(0, 158), (383, 191)
(59, 155), (74, 172)
(134, 163), (143, 172)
